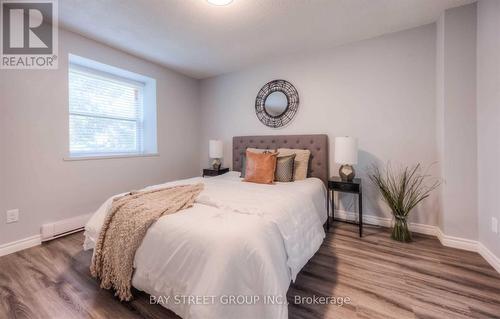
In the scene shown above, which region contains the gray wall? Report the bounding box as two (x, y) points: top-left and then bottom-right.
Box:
(1, 2), (497, 261)
(0, 29), (201, 245)
(199, 24), (439, 226)
(477, 0), (500, 257)
(436, 4), (478, 240)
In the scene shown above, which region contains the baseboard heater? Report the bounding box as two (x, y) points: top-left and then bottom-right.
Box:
(40, 214), (91, 241)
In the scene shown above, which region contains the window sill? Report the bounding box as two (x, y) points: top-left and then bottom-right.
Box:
(63, 153), (159, 161)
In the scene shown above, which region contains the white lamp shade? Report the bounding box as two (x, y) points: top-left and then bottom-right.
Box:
(335, 136), (358, 165)
(209, 140), (223, 158)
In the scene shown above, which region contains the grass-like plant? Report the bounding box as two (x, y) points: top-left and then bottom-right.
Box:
(369, 163), (440, 242)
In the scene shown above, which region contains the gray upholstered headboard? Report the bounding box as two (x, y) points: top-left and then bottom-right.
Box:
(233, 135), (329, 185)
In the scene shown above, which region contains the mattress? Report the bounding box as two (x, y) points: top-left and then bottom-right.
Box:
(84, 171), (327, 319)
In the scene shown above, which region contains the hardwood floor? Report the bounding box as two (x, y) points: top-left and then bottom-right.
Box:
(1, 223), (499, 319)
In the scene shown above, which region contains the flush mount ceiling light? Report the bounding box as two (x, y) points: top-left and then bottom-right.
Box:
(207, 0), (233, 6)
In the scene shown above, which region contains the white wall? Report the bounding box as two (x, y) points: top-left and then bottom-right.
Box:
(436, 4), (478, 240)
(477, 0), (500, 257)
(0, 29), (201, 245)
(200, 24), (439, 226)
(435, 14), (445, 232)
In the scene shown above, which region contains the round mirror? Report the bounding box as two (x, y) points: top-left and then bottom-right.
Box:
(264, 91), (288, 117)
(255, 79), (299, 128)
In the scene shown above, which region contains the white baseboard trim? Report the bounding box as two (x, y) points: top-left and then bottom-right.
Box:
(478, 242), (500, 273)
(0, 213), (90, 257)
(434, 228), (478, 252)
(334, 209), (438, 236)
(334, 209), (499, 273)
(0, 234), (41, 257)
(1, 210), (499, 274)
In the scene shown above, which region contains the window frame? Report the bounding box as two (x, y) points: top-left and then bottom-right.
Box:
(66, 54), (158, 160)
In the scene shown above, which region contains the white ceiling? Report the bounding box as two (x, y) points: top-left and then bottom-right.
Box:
(59, 0), (474, 79)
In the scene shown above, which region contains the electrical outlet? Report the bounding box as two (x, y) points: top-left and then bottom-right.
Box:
(6, 209), (19, 224)
(492, 217), (498, 234)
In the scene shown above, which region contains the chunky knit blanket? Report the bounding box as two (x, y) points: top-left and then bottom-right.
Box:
(90, 183), (204, 301)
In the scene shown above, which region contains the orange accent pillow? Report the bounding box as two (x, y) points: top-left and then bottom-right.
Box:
(244, 150), (278, 184)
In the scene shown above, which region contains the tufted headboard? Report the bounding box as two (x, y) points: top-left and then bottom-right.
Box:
(233, 135), (329, 185)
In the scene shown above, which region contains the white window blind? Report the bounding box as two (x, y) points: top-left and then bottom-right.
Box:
(69, 65), (145, 157)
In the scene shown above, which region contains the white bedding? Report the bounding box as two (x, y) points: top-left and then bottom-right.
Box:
(84, 171), (327, 319)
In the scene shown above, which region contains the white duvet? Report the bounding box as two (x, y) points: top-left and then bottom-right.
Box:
(84, 172), (327, 319)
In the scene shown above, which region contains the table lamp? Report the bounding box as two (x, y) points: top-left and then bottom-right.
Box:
(209, 140), (223, 170)
(335, 136), (358, 181)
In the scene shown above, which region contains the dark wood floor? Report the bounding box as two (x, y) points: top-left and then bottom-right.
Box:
(1, 223), (499, 319)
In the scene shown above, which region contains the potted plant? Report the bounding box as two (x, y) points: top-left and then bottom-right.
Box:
(369, 163), (439, 242)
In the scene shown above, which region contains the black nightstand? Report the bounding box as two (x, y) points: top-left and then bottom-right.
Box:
(328, 177), (363, 237)
(202, 167), (229, 177)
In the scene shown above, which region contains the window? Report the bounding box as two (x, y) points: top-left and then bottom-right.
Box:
(68, 55), (157, 158)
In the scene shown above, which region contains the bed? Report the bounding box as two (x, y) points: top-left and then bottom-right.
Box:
(84, 134), (329, 319)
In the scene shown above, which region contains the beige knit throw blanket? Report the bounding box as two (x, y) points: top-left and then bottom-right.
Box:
(90, 183), (204, 301)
